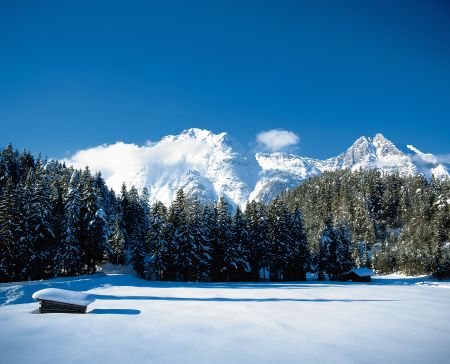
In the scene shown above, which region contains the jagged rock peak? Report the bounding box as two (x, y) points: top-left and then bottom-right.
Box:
(161, 128), (228, 144)
(373, 132), (387, 141)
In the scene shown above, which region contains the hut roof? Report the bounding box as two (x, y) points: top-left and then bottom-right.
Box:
(32, 288), (95, 306)
(344, 268), (374, 277)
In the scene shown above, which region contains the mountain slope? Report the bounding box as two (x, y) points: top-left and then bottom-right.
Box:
(66, 128), (260, 206)
(65, 129), (449, 206)
(317, 133), (418, 175)
(406, 144), (450, 180)
(249, 133), (423, 203)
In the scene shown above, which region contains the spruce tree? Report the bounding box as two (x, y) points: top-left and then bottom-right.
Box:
(127, 186), (147, 276)
(245, 200), (269, 281)
(213, 196), (231, 281)
(0, 180), (22, 281)
(229, 207), (250, 281)
(167, 189), (193, 281)
(267, 197), (291, 281)
(54, 172), (83, 276)
(318, 217), (334, 280)
(187, 197), (211, 281)
(147, 201), (168, 279)
(30, 166), (55, 279)
(80, 171), (110, 273)
(285, 207), (310, 281)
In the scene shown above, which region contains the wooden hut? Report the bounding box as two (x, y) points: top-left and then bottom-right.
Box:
(32, 288), (95, 313)
(339, 268), (374, 282)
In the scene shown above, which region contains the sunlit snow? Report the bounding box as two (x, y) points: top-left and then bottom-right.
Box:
(1, 273), (449, 364)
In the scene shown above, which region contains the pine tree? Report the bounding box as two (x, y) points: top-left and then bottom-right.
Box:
(30, 165), (55, 279)
(187, 197), (211, 281)
(431, 199), (450, 278)
(285, 207), (310, 281)
(127, 186), (147, 276)
(80, 170), (110, 273)
(109, 217), (126, 265)
(229, 207), (250, 281)
(119, 183), (131, 263)
(334, 221), (353, 274)
(16, 176), (34, 281)
(54, 172), (83, 276)
(318, 217), (334, 280)
(267, 197), (292, 281)
(147, 201), (168, 279)
(139, 187), (152, 257)
(0, 180), (22, 281)
(203, 203), (218, 281)
(212, 196), (231, 281)
(167, 189), (194, 281)
(245, 200), (269, 281)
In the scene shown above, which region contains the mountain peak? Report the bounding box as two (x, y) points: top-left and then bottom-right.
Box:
(160, 128), (230, 146)
(373, 133), (388, 142)
(351, 133), (389, 146)
(180, 128), (216, 139)
(180, 128), (213, 138)
(353, 135), (371, 144)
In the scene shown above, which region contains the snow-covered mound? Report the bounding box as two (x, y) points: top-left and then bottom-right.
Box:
(32, 288), (95, 306)
(64, 129), (449, 206)
(1, 274), (450, 364)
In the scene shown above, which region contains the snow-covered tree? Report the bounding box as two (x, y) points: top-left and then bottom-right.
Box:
(245, 200), (269, 281)
(146, 201), (168, 279)
(285, 206), (310, 281)
(54, 172), (83, 276)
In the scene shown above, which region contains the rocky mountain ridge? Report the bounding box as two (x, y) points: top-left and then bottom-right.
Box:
(66, 128), (449, 206)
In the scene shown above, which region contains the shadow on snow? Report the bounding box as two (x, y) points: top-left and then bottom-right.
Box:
(89, 308), (141, 315)
(92, 294), (398, 303)
(1, 272), (444, 306)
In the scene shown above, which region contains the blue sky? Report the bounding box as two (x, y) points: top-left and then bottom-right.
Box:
(1, 0), (449, 159)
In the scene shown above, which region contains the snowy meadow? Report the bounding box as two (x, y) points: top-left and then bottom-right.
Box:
(1, 273), (450, 364)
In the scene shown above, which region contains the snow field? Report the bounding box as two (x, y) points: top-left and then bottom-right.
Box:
(1, 274), (450, 364)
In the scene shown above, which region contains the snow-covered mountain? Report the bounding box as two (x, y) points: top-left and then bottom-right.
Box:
(65, 129), (449, 207)
(248, 153), (322, 203)
(146, 128), (260, 206)
(249, 133), (429, 202)
(321, 133), (419, 176)
(66, 128), (260, 207)
(406, 144), (449, 180)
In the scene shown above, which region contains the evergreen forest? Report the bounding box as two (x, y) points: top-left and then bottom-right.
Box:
(1, 144), (449, 283)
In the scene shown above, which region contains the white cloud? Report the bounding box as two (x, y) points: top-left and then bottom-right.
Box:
(406, 145), (450, 166)
(63, 138), (212, 194)
(256, 129), (300, 152)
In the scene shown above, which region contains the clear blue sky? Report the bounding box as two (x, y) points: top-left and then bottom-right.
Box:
(1, 0), (449, 159)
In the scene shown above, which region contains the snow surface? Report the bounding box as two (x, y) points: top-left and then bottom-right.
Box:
(32, 288), (95, 306)
(1, 273), (450, 364)
(64, 129), (449, 207)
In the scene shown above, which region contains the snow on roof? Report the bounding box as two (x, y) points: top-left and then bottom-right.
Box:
(32, 288), (95, 306)
(344, 268), (375, 277)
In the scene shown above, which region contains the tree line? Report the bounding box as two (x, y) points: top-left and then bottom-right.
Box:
(0, 144), (449, 283)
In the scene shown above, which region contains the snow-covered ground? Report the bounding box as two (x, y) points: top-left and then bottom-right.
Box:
(1, 274), (450, 364)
